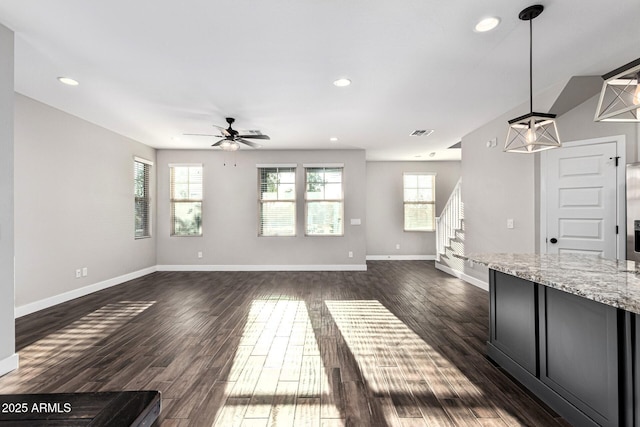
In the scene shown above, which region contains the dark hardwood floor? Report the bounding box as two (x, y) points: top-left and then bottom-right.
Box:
(0, 261), (569, 426)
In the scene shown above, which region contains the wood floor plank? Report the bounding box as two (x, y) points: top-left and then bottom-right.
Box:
(267, 381), (298, 427)
(294, 397), (321, 427)
(0, 261), (570, 426)
(279, 345), (304, 382)
(320, 367), (344, 420)
(297, 355), (322, 398)
(342, 380), (372, 426)
(213, 397), (250, 427)
(244, 368), (280, 419)
(380, 367), (423, 418)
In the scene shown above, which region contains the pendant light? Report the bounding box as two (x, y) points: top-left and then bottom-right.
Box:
(504, 5), (561, 153)
(594, 58), (640, 122)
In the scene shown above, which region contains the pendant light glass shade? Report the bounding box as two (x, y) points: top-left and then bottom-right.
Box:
(594, 58), (640, 122)
(504, 5), (561, 153)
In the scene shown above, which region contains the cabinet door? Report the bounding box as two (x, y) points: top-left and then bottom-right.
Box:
(490, 270), (537, 375)
(539, 287), (619, 427)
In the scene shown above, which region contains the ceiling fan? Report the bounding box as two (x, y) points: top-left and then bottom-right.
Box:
(184, 117), (270, 151)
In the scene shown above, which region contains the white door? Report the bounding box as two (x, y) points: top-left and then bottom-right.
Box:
(545, 142), (618, 258)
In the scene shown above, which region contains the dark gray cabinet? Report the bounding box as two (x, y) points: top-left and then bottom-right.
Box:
(489, 270), (622, 427)
(490, 271), (537, 374)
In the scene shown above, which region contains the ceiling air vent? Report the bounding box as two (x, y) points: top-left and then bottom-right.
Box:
(409, 129), (434, 137)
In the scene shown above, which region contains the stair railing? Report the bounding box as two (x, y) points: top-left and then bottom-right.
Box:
(435, 178), (462, 261)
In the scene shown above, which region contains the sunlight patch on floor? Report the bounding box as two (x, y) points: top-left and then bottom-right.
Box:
(212, 299), (342, 427)
(325, 299), (486, 422)
(0, 301), (155, 393)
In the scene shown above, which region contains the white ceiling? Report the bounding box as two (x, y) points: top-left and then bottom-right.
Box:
(0, 1), (637, 160)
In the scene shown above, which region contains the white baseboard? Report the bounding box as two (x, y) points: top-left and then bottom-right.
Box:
(366, 255), (436, 261)
(435, 262), (489, 291)
(0, 353), (18, 377)
(156, 264), (368, 272)
(15, 266), (158, 318)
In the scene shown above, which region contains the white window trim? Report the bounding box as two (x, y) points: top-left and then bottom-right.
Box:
(258, 166), (297, 237)
(170, 164), (204, 237)
(134, 159), (152, 239)
(304, 166), (345, 237)
(168, 163), (201, 167)
(134, 156), (154, 166)
(256, 163), (297, 168)
(303, 163), (344, 168)
(403, 172), (436, 232)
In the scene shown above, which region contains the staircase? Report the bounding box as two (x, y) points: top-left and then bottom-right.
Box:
(435, 179), (488, 290)
(435, 178), (463, 264)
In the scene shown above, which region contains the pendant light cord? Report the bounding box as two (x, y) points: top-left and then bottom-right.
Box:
(529, 18), (533, 114)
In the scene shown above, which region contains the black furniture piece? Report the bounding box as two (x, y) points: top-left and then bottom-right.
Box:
(0, 390), (160, 426)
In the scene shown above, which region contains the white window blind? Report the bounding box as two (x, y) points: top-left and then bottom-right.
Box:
(170, 165), (203, 236)
(403, 173), (435, 231)
(259, 167), (296, 236)
(305, 167), (344, 236)
(134, 160), (151, 238)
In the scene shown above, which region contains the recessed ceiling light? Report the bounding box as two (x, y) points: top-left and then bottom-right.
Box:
(333, 78), (351, 87)
(429, 152), (436, 157)
(330, 137), (339, 142)
(57, 76), (79, 86)
(475, 17), (500, 32)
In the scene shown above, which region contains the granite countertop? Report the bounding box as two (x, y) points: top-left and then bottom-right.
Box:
(462, 253), (640, 315)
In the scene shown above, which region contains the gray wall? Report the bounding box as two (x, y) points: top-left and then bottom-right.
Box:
(461, 91), (638, 283)
(366, 161), (461, 257)
(0, 23), (16, 374)
(14, 94), (157, 309)
(156, 149), (367, 267)
(462, 110), (537, 256)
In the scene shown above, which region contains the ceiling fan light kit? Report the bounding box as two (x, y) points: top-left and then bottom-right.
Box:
(219, 140), (240, 151)
(504, 5), (561, 153)
(594, 57), (640, 122)
(184, 117), (270, 150)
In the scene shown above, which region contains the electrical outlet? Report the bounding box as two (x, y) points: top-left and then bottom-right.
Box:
(348, 251), (353, 258)
(507, 218), (514, 229)
(82, 267), (88, 277)
(75, 269), (81, 278)
(198, 251), (203, 258)
(396, 244), (400, 250)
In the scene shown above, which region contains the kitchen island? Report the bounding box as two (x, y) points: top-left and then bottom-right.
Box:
(467, 253), (640, 427)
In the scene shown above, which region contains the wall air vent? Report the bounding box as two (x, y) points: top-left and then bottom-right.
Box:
(409, 129), (434, 137)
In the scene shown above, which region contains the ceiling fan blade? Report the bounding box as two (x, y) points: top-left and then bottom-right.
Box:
(213, 125), (231, 137)
(237, 134), (270, 140)
(183, 133), (221, 137)
(237, 138), (262, 148)
(212, 139), (226, 147)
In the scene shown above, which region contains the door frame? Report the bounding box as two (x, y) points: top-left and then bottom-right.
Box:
(539, 135), (626, 259)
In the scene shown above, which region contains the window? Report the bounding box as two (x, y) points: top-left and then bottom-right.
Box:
(403, 173), (435, 231)
(170, 165), (203, 236)
(259, 166), (296, 236)
(305, 166), (343, 236)
(134, 158), (152, 238)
